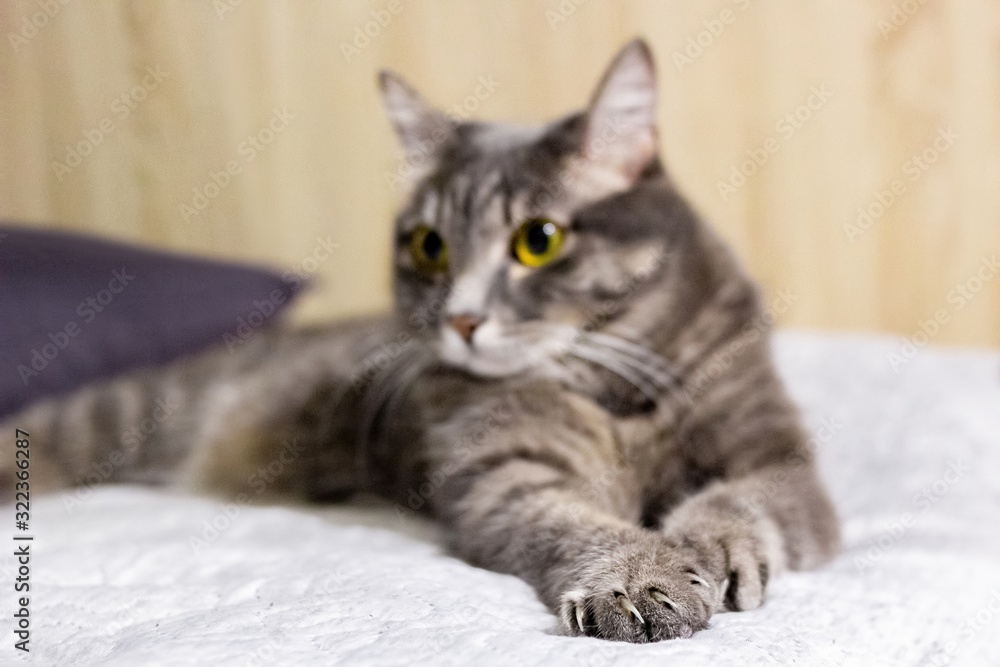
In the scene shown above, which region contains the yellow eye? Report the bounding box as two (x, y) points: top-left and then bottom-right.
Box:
(511, 218), (565, 267)
(409, 225), (448, 274)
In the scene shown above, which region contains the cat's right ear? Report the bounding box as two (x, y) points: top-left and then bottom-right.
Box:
(378, 70), (454, 167)
(580, 39), (659, 188)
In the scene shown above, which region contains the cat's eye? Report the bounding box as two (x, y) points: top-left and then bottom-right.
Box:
(409, 224), (449, 274)
(511, 218), (565, 268)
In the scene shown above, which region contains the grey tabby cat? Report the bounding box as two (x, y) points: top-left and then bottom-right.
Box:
(2, 39), (839, 642)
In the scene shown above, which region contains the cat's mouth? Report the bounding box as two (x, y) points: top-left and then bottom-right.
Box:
(435, 319), (573, 379)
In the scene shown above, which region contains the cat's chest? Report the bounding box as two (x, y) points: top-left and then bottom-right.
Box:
(613, 398), (683, 460)
(411, 369), (685, 476)
(602, 396), (690, 510)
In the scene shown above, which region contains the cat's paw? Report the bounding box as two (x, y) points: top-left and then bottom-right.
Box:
(558, 534), (723, 642)
(661, 499), (785, 613)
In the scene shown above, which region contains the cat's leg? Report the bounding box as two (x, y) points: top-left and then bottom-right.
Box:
(424, 385), (727, 642)
(653, 344), (842, 617)
(657, 464), (840, 614)
(0, 316), (397, 503)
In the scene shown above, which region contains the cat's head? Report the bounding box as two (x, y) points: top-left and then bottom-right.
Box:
(379, 39), (696, 384)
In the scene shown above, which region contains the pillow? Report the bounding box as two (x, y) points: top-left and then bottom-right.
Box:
(0, 225), (303, 419)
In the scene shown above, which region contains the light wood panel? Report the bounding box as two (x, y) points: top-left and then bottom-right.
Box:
(2, 0), (998, 347)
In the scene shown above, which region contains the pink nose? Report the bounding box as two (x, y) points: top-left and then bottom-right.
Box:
(448, 313), (484, 343)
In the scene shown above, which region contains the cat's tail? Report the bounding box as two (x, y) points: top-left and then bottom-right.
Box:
(0, 316), (397, 504)
(0, 332), (274, 502)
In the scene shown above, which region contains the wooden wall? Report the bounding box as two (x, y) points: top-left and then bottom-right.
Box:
(2, 0), (998, 347)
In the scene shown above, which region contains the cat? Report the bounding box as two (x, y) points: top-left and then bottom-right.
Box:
(1, 39), (839, 642)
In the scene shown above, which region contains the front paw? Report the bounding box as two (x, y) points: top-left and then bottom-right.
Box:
(558, 533), (723, 642)
(662, 506), (785, 614)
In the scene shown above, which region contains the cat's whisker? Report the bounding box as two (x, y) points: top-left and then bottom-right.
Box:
(601, 347), (674, 393)
(583, 332), (681, 389)
(567, 344), (660, 403)
(574, 339), (675, 393)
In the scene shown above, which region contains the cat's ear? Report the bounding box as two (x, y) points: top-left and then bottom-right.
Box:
(582, 39), (658, 185)
(378, 70), (454, 163)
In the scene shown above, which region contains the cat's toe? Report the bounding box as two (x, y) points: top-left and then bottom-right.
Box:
(558, 532), (727, 642)
(560, 589), (648, 642)
(720, 540), (770, 611)
(632, 589), (706, 641)
(559, 575), (713, 642)
(560, 590), (595, 637)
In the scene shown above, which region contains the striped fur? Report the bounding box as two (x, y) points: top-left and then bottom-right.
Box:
(0, 40), (839, 642)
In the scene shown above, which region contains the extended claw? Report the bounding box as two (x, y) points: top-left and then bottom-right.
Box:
(575, 604), (586, 633)
(688, 573), (710, 588)
(718, 577), (730, 605)
(617, 595), (645, 625)
(650, 590), (678, 612)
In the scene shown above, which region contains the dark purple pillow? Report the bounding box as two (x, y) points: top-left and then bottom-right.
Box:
(0, 225), (303, 419)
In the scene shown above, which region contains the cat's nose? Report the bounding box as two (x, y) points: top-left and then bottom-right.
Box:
(448, 313), (485, 344)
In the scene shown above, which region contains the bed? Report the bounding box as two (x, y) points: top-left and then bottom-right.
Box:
(9, 332), (1000, 666)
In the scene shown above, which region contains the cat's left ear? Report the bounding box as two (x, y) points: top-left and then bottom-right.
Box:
(583, 39), (659, 185)
(378, 70), (454, 166)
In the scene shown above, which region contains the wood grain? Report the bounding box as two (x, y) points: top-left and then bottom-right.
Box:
(2, 0), (998, 347)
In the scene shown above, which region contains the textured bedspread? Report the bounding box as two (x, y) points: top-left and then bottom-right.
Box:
(5, 332), (1000, 666)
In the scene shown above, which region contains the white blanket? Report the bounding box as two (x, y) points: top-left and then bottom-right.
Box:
(5, 333), (1000, 666)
